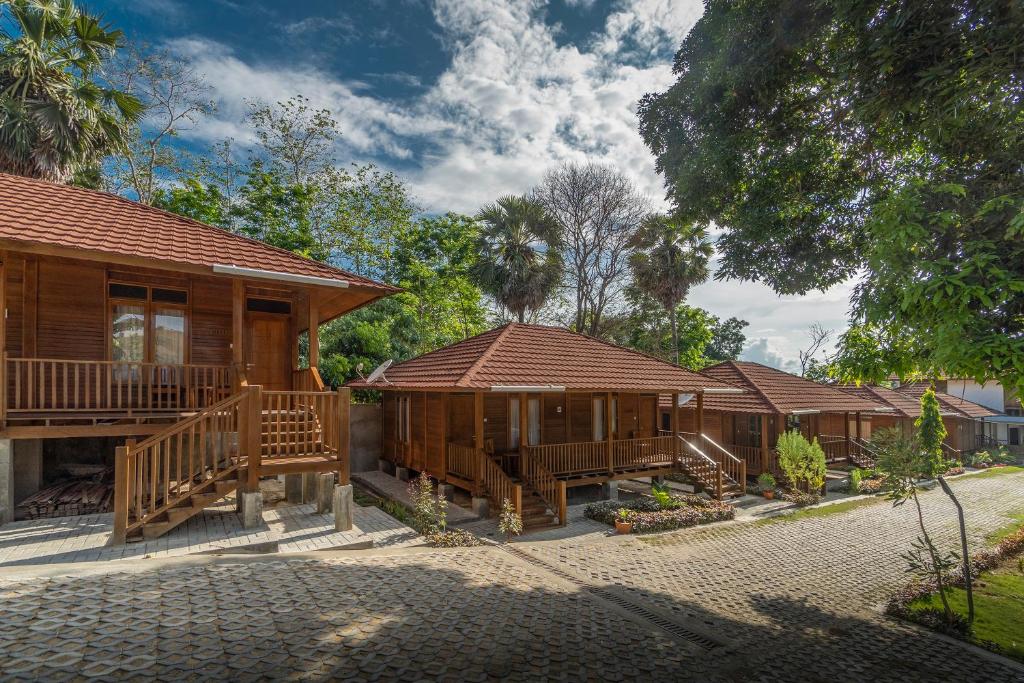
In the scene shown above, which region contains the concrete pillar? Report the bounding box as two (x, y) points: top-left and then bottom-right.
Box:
(316, 473), (335, 514)
(395, 466), (411, 482)
(437, 483), (454, 501)
(602, 480), (619, 501)
(0, 439), (12, 525)
(471, 496), (489, 517)
(13, 440), (42, 506)
(333, 484), (354, 531)
(285, 474), (304, 504)
(302, 472), (318, 504)
(240, 490), (263, 528)
(378, 458), (394, 475)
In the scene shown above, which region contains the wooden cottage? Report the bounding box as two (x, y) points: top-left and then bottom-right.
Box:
(0, 173), (397, 541)
(348, 323), (745, 529)
(660, 361), (887, 476)
(842, 383), (998, 455)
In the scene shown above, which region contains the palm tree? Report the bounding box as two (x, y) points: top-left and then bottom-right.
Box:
(473, 195), (563, 323)
(0, 0), (143, 181)
(629, 214), (713, 365)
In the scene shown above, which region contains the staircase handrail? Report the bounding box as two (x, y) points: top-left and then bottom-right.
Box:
(520, 449), (567, 526)
(700, 433), (746, 489)
(475, 447), (522, 518)
(677, 434), (725, 499)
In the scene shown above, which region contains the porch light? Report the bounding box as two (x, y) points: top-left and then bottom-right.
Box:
(490, 385), (566, 392)
(212, 264), (350, 289)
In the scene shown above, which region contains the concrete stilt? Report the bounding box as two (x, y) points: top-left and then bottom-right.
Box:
(334, 484), (354, 531)
(437, 483), (455, 501)
(240, 491), (263, 528)
(471, 496), (489, 517)
(602, 480), (619, 501)
(316, 473), (335, 514)
(0, 440), (12, 525)
(285, 474), (304, 503)
(302, 472), (318, 504)
(395, 466), (411, 482)
(378, 458), (395, 475)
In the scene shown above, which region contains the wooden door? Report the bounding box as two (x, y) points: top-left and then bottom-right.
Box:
(639, 395), (657, 437)
(246, 314), (290, 391)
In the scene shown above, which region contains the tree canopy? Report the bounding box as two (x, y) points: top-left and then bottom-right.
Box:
(639, 0), (1024, 391)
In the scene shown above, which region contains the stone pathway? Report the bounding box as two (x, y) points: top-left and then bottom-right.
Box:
(354, 470), (481, 524)
(0, 499), (420, 567)
(0, 470), (1020, 680)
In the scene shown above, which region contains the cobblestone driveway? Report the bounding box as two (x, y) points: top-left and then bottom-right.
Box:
(0, 470), (1021, 681)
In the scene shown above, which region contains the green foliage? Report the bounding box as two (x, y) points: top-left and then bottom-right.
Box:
(0, 0), (144, 181)
(426, 528), (482, 547)
(152, 178), (230, 227)
(756, 472), (776, 492)
(849, 468), (864, 494)
(775, 431), (826, 493)
(650, 481), (680, 510)
(639, 0), (1024, 393)
(706, 316), (749, 363)
(473, 195), (563, 323)
(915, 388), (949, 471)
(497, 498), (523, 537)
(407, 473), (447, 536)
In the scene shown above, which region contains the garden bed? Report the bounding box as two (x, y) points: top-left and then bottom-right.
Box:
(886, 526), (1024, 662)
(584, 494), (733, 534)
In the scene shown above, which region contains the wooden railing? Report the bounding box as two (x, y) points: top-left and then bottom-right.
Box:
(612, 435), (676, 469)
(477, 447), (522, 517)
(526, 440), (607, 476)
(4, 355), (233, 415)
(446, 442), (478, 482)
(112, 390), (250, 542)
(848, 437), (878, 468)
(261, 390), (344, 462)
(696, 433), (746, 489)
(677, 434), (725, 499)
(292, 367), (326, 392)
(818, 435), (849, 463)
(727, 443), (763, 471)
(520, 449), (567, 525)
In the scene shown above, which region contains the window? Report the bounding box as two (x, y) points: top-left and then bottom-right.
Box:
(247, 298), (291, 314)
(397, 395), (410, 443)
(109, 283), (188, 366)
(748, 415), (762, 446)
(611, 396), (619, 438)
(509, 398), (521, 449)
(527, 398), (541, 446)
(593, 397), (605, 441)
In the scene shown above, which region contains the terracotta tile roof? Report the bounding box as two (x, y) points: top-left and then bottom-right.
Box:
(696, 361), (885, 414)
(347, 323), (736, 392)
(894, 382), (1000, 419)
(0, 172), (397, 293)
(837, 385), (923, 418)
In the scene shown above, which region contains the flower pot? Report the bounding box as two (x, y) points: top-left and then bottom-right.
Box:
(615, 520), (633, 534)
(762, 490), (775, 500)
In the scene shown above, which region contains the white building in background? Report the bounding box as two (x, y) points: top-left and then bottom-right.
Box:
(941, 379), (1022, 449)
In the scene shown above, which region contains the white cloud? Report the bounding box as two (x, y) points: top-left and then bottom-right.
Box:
(166, 0), (853, 367)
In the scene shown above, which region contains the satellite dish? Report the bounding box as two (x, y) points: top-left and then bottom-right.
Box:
(366, 359), (393, 384)
(676, 393), (695, 407)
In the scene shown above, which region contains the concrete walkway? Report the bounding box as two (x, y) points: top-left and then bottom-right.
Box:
(0, 497), (421, 567)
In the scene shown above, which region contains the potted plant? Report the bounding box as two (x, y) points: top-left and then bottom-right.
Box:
(614, 508), (634, 534)
(757, 472), (777, 499)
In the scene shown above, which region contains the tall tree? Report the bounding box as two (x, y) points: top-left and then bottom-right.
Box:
(473, 195), (563, 323)
(628, 214), (712, 364)
(798, 323), (833, 377)
(915, 387), (948, 470)
(706, 316), (748, 362)
(245, 94), (338, 185)
(532, 162), (649, 336)
(0, 0), (143, 181)
(639, 0), (1024, 392)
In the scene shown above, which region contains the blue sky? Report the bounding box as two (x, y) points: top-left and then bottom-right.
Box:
(96, 0), (855, 370)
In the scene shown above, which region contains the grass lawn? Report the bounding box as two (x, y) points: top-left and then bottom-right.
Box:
(969, 465), (1024, 479)
(755, 496), (883, 526)
(908, 563), (1024, 663)
(987, 509), (1024, 544)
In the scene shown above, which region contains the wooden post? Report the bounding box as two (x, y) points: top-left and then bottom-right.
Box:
(856, 412), (862, 441)
(111, 440), (132, 545)
(232, 280), (245, 366)
(22, 256), (37, 358)
(696, 390), (704, 437)
(473, 391), (484, 494)
(670, 392), (680, 460)
(760, 413), (770, 474)
(0, 351), (6, 430)
(246, 385), (262, 491)
(337, 387), (350, 485)
(440, 392), (449, 479)
(308, 292), (319, 369)
(605, 391), (614, 473)
(558, 480), (567, 526)
(519, 392), (529, 477)
(843, 411), (851, 459)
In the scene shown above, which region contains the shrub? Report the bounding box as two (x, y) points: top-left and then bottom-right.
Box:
(497, 498), (523, 537)
(407, 473), (447, 535)
(427, 529), (482, 547)
(757, 472), (776, 492)
(584, 496), (733, 533)
(776, 430), (827, 493)
(858, 477), (884, 494)
(651, 481), (681, 509)
(849, 468), (864, 493)
(967, 450), (992, 468)
(781, 491), (822, 507)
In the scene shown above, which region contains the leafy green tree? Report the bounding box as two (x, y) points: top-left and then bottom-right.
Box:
(152, 177), (230, 227)
(915, 387), (948, 469)
(639, 0), (1024, 392)
(706, 316), (748, 362)
(229, 161), (326, 260)
(628, 214), (712, 364)
(473, 195), (563, 323)
(775, 430), (826, 493)
(0, 0), (143, 180)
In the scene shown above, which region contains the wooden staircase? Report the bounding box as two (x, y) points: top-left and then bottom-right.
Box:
(516, 483), (559, 530)
(676, 434), (744, 499)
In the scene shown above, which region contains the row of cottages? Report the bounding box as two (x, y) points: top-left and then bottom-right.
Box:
(841, 383), (1001, 455)
(659, 360), (889, 476)
(348, 323), (748, 529)
(0, 173), (397, 541)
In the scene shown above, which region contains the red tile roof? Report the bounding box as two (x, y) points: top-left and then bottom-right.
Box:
(695, 361), (884, 414)
(894, 382), (1000, 419)
(0, 172), (397, 294)
(347, 323), (736, 392)
(837, 385), (924, 418)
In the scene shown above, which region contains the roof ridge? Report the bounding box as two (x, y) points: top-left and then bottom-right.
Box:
(458, 323), (516, 387)
(0, 172), (394, 291)
(726, 360), (784, 413)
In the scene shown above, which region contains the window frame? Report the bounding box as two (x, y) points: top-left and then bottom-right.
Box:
(107, 280), (190, 365)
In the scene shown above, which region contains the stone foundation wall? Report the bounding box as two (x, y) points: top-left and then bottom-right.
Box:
(350, 403), (382, 473)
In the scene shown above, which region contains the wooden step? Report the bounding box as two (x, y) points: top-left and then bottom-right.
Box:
(137, 474), (239, 541)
